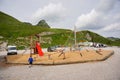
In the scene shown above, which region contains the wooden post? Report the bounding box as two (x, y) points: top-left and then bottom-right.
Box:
(74, 26), (77, 47)
(30, 36), (33, 55)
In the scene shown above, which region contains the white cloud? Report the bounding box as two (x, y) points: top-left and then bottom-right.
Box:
(75, 9), (103, 29)
(75, 0), (119, 31)
(97, 22), (120, 38)
(31, 3), (66, 25)
(101, 23), (120, 31)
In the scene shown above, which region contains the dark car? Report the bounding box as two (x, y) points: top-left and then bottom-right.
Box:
(47, 45), (61, 52)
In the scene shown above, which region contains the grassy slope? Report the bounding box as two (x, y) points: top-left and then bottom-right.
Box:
(0, 11), (120, 49)
(0, 12), (46, 37)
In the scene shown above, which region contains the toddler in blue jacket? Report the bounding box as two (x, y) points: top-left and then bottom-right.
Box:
(28, 55), (33, 68)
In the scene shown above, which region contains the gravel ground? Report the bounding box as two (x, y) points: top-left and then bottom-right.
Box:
(0, 47), (120, 80)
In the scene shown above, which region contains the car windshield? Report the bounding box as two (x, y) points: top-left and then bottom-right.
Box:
(8, 47), (16, 50)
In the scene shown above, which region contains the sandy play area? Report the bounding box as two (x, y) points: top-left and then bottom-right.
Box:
(6, 49), (114, 65)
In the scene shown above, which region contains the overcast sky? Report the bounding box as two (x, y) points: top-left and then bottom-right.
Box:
(0, 0), (120, 38)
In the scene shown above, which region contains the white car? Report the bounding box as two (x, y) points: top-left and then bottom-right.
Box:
(7, 46), (17, 55)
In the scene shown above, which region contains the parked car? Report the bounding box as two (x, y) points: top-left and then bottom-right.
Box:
(7, 45), (17, 55)
(95, 43), (107, 48)
(47, 45), (61, 52)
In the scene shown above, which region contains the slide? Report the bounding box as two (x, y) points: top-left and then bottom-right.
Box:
(36, 42), (44, 56)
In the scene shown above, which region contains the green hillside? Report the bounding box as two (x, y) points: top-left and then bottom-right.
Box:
(0, 11), (120, 49)
(0, 11), (21, 25)
(37, 20), (50, 28)
(0, 11), (48, 37)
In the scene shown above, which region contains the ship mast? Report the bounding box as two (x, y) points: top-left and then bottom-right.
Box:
(74, 25), (77, 47)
